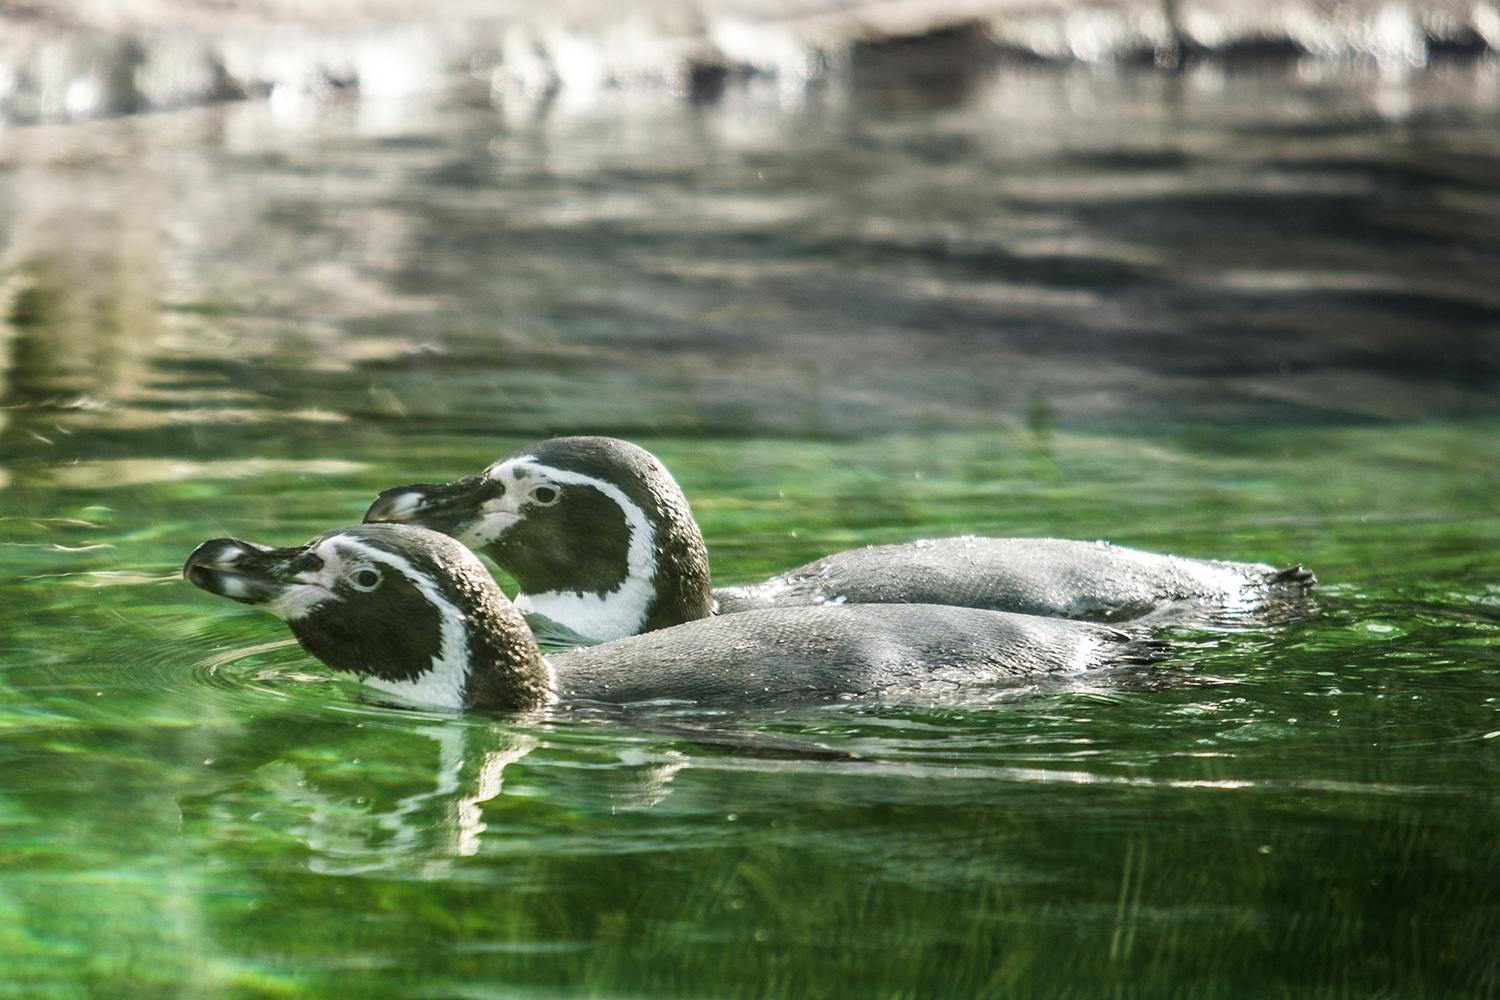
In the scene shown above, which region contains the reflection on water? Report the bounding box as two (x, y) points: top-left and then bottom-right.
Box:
(189, 718), (540, 877)
(2, 62), (1497, 489)
(1, 57), (1499, 1000)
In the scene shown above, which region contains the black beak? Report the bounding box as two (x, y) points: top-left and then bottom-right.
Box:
(364, 476), (491, 534)
(183, 537), (297, 605)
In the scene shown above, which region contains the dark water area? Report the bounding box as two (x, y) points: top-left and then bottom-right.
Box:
(1, 62), (1498, 997)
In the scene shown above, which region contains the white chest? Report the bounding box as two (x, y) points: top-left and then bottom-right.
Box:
(359, 653), (470, 711)
(515, 577), (656, 643)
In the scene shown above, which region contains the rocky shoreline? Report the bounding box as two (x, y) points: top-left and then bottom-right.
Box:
(3, 0), (1497, 125)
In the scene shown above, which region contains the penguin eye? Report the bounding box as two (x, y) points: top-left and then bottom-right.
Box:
(349, 567), (383, 591)
(528, 484), (561, 506)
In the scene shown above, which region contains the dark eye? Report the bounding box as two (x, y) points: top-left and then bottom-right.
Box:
(350, 567), (383, 591)
(529, 484), (561, 506)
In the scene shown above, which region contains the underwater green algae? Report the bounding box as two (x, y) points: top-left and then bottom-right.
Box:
(2, 423), (1498, 998)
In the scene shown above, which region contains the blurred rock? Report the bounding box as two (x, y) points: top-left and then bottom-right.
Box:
(2, 0), (1497, 125)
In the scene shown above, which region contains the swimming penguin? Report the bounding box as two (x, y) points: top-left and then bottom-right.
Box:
(183, 524), (1167, 712)
(362, 436), (1315, 644)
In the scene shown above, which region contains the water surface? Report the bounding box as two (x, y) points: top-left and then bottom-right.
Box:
(2, 63), (1498, 998)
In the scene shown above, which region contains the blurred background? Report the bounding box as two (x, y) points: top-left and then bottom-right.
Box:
(2, 0), (1497, 573)
(1, 0), (1497, 458)
(2, 0), (1500, 446)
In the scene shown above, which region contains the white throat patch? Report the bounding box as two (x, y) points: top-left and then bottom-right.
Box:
(480, 455), (659, 643)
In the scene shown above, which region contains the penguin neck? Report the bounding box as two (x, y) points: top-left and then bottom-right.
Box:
(462, 595), (556, 711)
(500, 478), (713, 641)
(638, 502), (715, 632)
(503, 517), (715, 643)
(513, 576), (658, 644)
(358, 587), (554, 713)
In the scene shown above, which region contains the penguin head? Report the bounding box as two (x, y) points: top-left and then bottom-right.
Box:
(184, 523), (551, 711)
(364, 437), (713, 638)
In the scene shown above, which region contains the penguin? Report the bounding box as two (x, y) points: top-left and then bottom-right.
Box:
(362, 436), (1315, 643)
(183, 524), (1168, 713)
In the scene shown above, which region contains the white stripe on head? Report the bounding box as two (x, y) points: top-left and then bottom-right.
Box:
(319, 535), (473, 711)
(480, 455), (659, 642)
(457, 454), (540, 548)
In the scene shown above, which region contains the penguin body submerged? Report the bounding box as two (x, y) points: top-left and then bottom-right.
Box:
(715, 536), (1312, 622)
(184, 524), (1165, 713)
(364, 436), (1314, 643)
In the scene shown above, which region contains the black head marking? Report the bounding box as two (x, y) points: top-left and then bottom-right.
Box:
(288, 554), (445, 684)
(491, 481), (633, 595)
(496, 437), (715, 628)
(186, 523), (554, 712)
(365, 438), (717, 634)
(344, 525), (555, 711)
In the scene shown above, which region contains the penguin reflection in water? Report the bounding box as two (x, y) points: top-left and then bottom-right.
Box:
(184, 524), (1166, 713)
(364, 436), (1315, 645)
(187, 718), (690, 877)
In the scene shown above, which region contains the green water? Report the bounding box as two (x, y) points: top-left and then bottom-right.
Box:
(3, 64), (1500, 997)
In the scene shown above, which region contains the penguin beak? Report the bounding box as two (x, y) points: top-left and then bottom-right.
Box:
(183, 538), (301, 605)
(364, 476), (493, 537)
